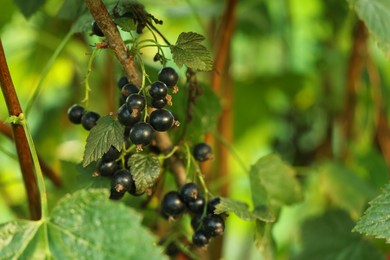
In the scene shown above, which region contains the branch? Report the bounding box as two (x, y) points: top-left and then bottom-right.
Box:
(0, 39), (41, 220)
(85, 0), (186, 186)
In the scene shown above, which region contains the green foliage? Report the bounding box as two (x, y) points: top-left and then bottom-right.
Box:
(13, 0), (45, 18)
(83, 116), (125, 167)
(128, 154), (161, 194)
(57, 0), (86, 20)
(347, 0), (390, 53)
(115, 17), (137, 32)
(170, 32), (213, 71)
(354, 183), (390, 240)
(295, 210), (384, 260)
(215, 197), (274, 222)
(0, 189), (166, 259)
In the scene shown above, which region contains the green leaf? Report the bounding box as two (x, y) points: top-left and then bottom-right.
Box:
(13, 0), (45, 18)
(83, 115), (125, 167)
(115, 17), (137, 32)
(57, 0), (86, 20)
(214, 197), (275, 222)
(348, 0), (390, 53)
(128, 154), (161, 194)
(354, 183), (390, 240)
(250, 154), (303, 206)
(255, 221), (275, 259)
(295, 209), (384, 260)
(170, 32), (213, 71)
(0, 189), (167, 259)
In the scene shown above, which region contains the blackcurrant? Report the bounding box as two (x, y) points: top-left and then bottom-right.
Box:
(203, 215), (225, 237)
(117, 104), (141, 126)
(158, 67), (178, 88)
(153, 53), (162, 62)
(111, 169), (134, 193)
(67, 104), (85, 124)
(151, 97), (167, 109)
(180, 182), (199, 203)
(191, 214), (203, 231)
(109, 188), (125, 200)
(129, 122), (154, 146)
(92, 21), (104, 37)
(187, 195), (205, 214)
(149, 81), (168, 99)
(81, 111), (100, 130)
(121, 83), (139, 97)
(96, 160), (118, 177)
(192, 230), (209, 247)
(117, 76), (129, 90)
(126, 94), (146, 111)
(207, 197), (221, 214)
(193, 143), (213, 162)
(161, 191), (185, 218)
(102, 146), (121, 162)
(149, 109), (174, 132)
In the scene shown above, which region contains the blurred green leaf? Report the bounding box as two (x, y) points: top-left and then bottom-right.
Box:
(83, 116), (125, 167)
(255, 221), (275, 259)
(13, 0), (45, 18)
(57, 0), (86, 20)
(0, 189), (167, 259)
(214, 197), (275, 222)
(354, 183), (390, 240)
(347, 0), (390, 53)
(128, 154), (161, 194)
(295, 210), (384, 260)
(170, 32), (213, 71)
(115, 17), (137, 32)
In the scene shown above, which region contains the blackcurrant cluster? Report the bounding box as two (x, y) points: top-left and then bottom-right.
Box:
(67, 104), (100, 131)
(160, 182), (225, 248)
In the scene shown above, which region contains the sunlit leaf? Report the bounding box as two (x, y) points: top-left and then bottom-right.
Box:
(128, 154), (161, 194)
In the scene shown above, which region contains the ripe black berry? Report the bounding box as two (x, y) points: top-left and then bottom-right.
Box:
(207, 197), (221, 214)
(129, 122), (154, 146)
(92, 21), (104, 37)
(187, 195), (205, 214)
(161, 191), (185, 218)
(112, 169), (134, 193)
(149, 109), (174, 132)
(117, 104), (141, 126)
(191, 214), (203, 231)
(151, 97), (167, 109)
(96, 160), (118, 177)
(193, 143), (213, 162)
(203, 215), (225, 237)
(180, 182), (199, 203)
(158, 67), (178, 88)
(81, 111), (100, 130)
(102, 146), (121, 162)
(67, 104), (85, 124)
(121, 83), (139, 97)
(149, 81), (168, 99)
(192, 230), (209, 247)
(117, 76), (129, 90)
(109, 188), (125, 200)
(126, 94), (146, 111)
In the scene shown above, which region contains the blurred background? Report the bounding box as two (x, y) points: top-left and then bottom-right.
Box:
(1, 0), (389, 259)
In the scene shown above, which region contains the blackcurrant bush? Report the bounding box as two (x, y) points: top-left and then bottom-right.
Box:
(180, 182), (199, 202)
(151, 97), (167, 109)
(149, 81), (168, 99)
(126, 94), (146, 111)
(102, 146), (121, 162)
(117, 76), (129, 90)
(192, 230), (209, 248)
(111, 169), (134, 193)
(158, 67), (178, 88)
(96, 160), (118, 177)
(92, 21), (104, 37)
(149, 109), (174, 132)
(129, 122), (154, 146)
(191, 214), (203, 231)
(161, 191), (185, 218)
(193, 143), (213, 162)
(67, 104), (85, 124)
(117, 104), (141, 126)
(207, 197), (221, 214)
(203, 215), (225, 237)
(187, 195), (205, 214)
(121, 83), (139, 97)
(81, 111), (100, 130)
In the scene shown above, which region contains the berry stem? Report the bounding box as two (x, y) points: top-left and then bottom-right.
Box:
(83, 47), (100, 106)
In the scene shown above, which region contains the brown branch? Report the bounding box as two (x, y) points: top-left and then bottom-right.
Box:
(85, 0), (186, 186)
(0, 39), (41, 220)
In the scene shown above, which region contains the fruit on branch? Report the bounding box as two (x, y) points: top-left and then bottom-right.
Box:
(161, 191), (185, 218)
(121, 83), (139, 97)
(151, 97), (167, 109)
(92, 21), (104, 37)
(96, 160), (118, 177)
(102, 146), (121, 161)
(149, 81), (168, 99)
(149, 109), (174, 132)
(117, 104), (141, 126)
(117, 76), (129, 90)
(81, 111), (101, 130)
(203, 215), (225, 237)
(126, 94), (146, 111)
(187, 195), (205, 214)
(158, 67), (178, 88)
(193, 142), (213, 162)
(111, 169), (135, 193)
(192, 230), (210, 247)
(67, 104), (85, 124)
(109, 188), (126, 200)
(180, 182), (199, 202)
(207, 197), (221, 214)
(129, 122), (154, 146)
